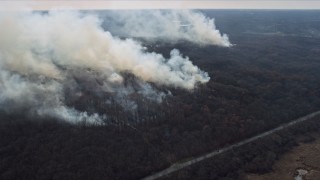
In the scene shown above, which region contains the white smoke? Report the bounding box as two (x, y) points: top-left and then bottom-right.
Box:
(0, 10), (227, 124)
(100, 10), (231, 46)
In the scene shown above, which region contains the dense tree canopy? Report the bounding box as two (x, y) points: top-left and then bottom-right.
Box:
(1, 10), (320, 180)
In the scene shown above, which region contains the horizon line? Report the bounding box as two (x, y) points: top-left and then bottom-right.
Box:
(1, 1), (320, 11)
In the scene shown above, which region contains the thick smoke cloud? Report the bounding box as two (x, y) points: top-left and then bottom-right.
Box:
(0, 10), (228, 124)
(100, 10), (231, 46)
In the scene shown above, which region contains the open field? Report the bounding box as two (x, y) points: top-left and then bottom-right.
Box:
(244, 132), (320, 180)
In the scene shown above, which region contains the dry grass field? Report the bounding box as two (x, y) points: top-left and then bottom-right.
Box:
(243, 133), (320, 180)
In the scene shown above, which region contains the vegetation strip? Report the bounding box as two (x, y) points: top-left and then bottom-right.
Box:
(142, 111), (320, 180)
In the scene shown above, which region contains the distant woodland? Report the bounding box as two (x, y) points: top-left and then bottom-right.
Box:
(1, 10), (320, 180)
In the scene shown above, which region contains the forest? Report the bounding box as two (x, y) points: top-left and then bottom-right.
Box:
(1, 10), (320, 180)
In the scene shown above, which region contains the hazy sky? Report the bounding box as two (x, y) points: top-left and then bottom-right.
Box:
(1, 0), (320, 10)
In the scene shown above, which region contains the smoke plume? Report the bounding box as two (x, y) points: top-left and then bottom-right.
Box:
(0, 10), (229, 124)
(100, 10), (231, 46)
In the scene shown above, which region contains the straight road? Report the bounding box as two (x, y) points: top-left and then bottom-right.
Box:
(142, 111), (320, 180)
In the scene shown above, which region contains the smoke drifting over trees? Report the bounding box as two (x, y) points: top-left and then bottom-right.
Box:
(2, 10), (320, 180)
(0, 10), (230, 123)
(100, 10), (231, 46)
